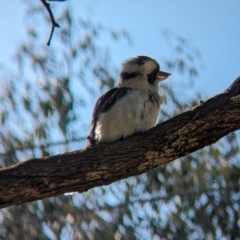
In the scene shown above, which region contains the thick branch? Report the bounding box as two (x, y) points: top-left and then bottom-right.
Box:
(1, 77), (240, 208)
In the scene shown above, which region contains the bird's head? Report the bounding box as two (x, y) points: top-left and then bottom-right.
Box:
(118, 56), (171, 91)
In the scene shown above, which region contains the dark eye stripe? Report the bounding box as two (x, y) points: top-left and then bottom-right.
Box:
(120, 72), (139, 80)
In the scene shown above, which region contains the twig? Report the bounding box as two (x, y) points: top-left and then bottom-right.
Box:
(40, 0), (60, 46)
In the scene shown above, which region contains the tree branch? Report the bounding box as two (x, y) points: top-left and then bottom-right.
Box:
(41, 0), (60, 45)
(1, 77), (240, 208)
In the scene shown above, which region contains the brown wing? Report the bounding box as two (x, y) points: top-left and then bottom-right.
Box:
(87, 87), (130, 146)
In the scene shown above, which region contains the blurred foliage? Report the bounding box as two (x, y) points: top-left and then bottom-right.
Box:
(0, 1), (239, 240)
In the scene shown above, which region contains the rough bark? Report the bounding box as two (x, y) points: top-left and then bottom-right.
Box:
(0, 77), (240, 209)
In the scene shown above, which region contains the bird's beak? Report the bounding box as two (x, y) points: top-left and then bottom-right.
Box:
(156, 71), (171, 81)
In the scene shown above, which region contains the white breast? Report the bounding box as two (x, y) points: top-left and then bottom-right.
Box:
(95, 89), (161, 143)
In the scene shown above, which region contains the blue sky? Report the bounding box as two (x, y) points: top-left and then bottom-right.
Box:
(1, 1), (240, 96)
(88, 0), (240, 96)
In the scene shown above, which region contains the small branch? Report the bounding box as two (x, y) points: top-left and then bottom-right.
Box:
(41, 0), (60, 46)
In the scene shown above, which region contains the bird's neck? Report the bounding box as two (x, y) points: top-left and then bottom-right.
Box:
(118, 76), (159, 94)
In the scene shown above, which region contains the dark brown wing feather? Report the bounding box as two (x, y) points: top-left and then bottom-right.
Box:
(87, 87), (131, 146)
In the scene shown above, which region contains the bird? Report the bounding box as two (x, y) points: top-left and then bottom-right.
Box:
(87, 55), (171, 146)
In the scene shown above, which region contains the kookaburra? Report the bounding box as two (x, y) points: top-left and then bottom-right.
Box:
(87, 55), (171, 146)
